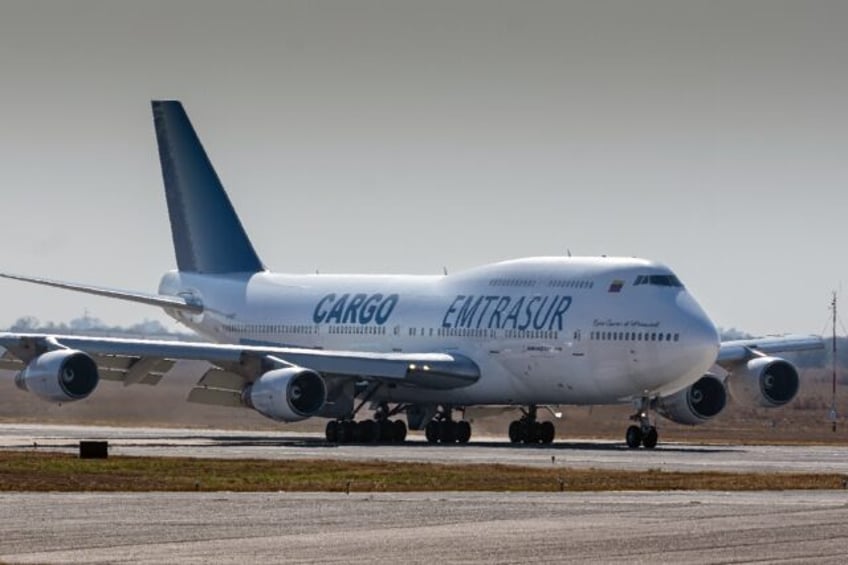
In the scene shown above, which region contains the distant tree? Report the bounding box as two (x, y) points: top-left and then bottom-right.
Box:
(719, 327), (754, 341)
(69, 314), (105, 331)
(9, 316), (40, 331)
(3, 314), (191, 339)
(127, 319), (170, 335)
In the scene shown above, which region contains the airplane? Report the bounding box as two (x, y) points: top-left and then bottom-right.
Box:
(0, 101), (824, 448)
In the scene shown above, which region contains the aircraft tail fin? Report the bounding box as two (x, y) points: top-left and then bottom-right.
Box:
(151, 101), (265, 274)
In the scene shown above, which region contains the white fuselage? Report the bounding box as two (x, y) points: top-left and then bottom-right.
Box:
(159, 256), (720, 407)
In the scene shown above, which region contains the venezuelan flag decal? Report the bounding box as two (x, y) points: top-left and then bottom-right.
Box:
(608, 280), (624, 293)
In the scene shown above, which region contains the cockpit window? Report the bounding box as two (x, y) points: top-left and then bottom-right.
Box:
(633, 274), (684, 288)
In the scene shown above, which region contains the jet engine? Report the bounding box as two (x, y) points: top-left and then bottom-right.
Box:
(14, 349), (99, 403)
(726, 357), (799, 408)
(655, 374), (727, 426)
(243, 367), (327, 422)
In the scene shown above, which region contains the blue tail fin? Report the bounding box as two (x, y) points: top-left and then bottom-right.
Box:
(152, 100), (265, 274)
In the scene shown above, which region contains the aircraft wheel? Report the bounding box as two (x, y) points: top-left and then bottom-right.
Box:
(325, 420), (339, 443)
(625, 425), (642, 449)
(378, 420), (394, 443)
(540, 421), (555, 444)
(425, 420), (440, 443)
(642, 426), (658, 449)
(357, 420), (377, 443)
(456, 421), (472, 443)
(508, 420), (522, 443)
(392, 420), (407, 443)
(524, 422), (539, 444)
(340, 421), (355, 443)
(439, 420), (456, 443)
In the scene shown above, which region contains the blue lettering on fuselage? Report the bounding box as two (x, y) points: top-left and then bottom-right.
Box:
(313, 292), (399, 325)
(441, 294), (572, 331)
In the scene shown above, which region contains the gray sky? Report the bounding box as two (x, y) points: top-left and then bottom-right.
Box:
(0, 1), (846, 336)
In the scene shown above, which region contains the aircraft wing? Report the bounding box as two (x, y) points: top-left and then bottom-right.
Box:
(0, 332), (480, 392)
(716, 335), (824, 368)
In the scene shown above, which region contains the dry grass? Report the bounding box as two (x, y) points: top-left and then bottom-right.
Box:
(0, 451), (842, 492)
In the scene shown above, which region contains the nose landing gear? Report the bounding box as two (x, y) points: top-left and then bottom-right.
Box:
(626, 397), (658, 449)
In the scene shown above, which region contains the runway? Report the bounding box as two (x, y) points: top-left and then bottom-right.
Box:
(1, 491), (847, 564)
(1, 423), (848, 474)
(2, 424), (848, 563)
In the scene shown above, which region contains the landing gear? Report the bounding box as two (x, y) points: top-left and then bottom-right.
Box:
(643, 426), (658, 449)
(325, 417), (408, 443)
(626, 398), (658, 449)
(625, 425), (642, 449)
(324, 402), (408, 444)
(325, 419), (357, 443)
(508, 405), (555, 445)
(425, 408), (472, 444)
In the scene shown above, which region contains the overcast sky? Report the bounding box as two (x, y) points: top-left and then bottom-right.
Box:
(0, 1), (845, 336)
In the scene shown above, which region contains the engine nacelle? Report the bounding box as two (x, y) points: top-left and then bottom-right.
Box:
(656, 374), (727, 426)
(243, 367), (326, 422)
(727, 356), (799, 408)
(14, 349), (99, 403)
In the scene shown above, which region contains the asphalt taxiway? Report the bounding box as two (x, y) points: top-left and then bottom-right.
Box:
(1, 423), (848, 474)
(1, 491), (847, 564)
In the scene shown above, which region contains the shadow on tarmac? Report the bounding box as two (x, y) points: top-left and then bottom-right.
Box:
(187, 435), (734, 454)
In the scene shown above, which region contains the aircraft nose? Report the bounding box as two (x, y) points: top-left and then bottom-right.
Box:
(677, 291), (720, 366)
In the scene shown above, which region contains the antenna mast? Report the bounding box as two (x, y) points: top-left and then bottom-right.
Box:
(830, 292), (838, 432)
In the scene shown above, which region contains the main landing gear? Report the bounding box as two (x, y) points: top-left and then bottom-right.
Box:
(508, 405), (555, 445)
(425, 408), (472, 444)
(325, 402), (407, 444)
(626, 398), (658, 449)
(325, 418), (407, 444)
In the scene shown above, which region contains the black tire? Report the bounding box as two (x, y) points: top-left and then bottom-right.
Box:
(378, 420), (394, 443)
(625, 425), (642, 449)
(325, 420), (339, 443)
(508, 420), (522, 443)
(643, 426), (658, 449)
(524, 422), (539, 444)
(439, 420), (456, 443)
(392, 420), (407, 443)
(456, 421), (472, 443)
(539, 421), (555, 444)
(340, 421), (354, 443)
(358, 420), (378, 443)
(425, 420), (440, 443)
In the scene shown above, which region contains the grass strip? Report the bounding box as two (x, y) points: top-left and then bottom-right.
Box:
(0, 451), (842, 492)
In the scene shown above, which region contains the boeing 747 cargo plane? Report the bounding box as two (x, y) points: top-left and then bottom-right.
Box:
(0, 102), (823, 448)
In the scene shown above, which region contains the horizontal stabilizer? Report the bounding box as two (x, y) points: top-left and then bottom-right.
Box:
(0, 272), (203, 314)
